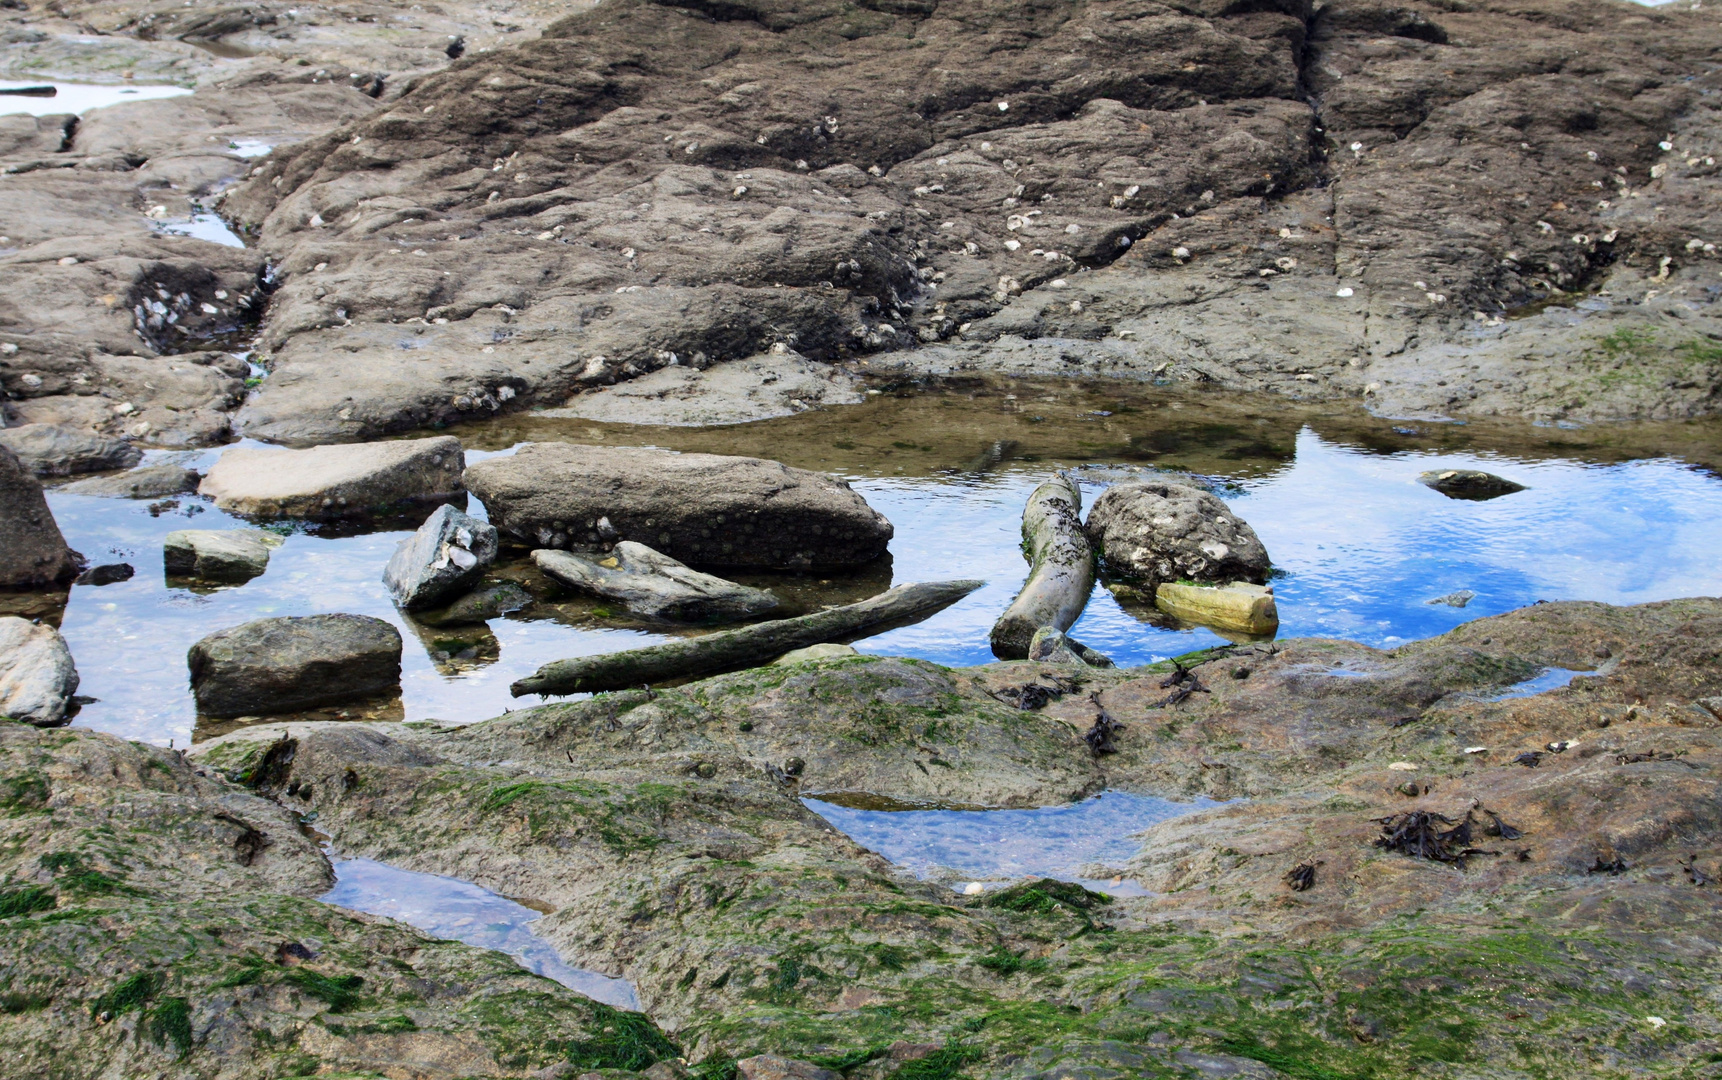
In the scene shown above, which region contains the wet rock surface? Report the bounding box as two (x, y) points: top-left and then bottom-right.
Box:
(198, 435), (466, 521)
(1418, 467), (1527, 501)
(383, 502), (497, 611)
(1086, 480), (1270, 588)
(0, 423), (141, 475)
(466, 443), (893, 570)
(0, 443), (81, 589)
(0, 723), (671, 1080)
(534, 542), (780, 624)
(183, 598), (1722, 1077)
(0, 615), (79, 724)
(187, 613), (402, 717)
(163, 527), (283, 583)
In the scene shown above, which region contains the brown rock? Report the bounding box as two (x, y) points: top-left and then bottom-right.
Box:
(735, 1056), (840, 1080)
(0, 445), (81, 589)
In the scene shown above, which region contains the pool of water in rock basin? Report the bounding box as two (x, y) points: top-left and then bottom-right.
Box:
(320, 856), (638, 1008)
(44, 381), (1722, 749)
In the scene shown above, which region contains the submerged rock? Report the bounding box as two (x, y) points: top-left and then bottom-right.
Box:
(1429, 590), (1478, 608)
(0, 423), (141, 476)
(164, 528), (284, 584)
(534, 542), (779, 623)
(187, 614), (402, 718)
(420, 580), (535, 626)
(466, 443), (892, 570)
(0, 616), (79, 726)
(58, 464), (200, 498)
(1086, 481), (1270, 589)
(74, 563), (133, 587)
(0, 444), (82, 590)
(1026, 626), (1113, 667)
(199, 436), (465, 521)
(1419, 469), (1527, 501)
(382, 503), (498, 611)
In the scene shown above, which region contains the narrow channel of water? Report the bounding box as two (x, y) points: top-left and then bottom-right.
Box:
(320, 856), (638, 1009)
(804, 791), (1222, 896)
(0, 81), (192, 116)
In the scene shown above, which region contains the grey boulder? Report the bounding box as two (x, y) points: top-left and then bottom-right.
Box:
(0, 423), (141, 476)
(465, 443), (892, 571)
(0, 444), (82, 589)
(1027, 626), (1113, 668)
(187, 614), (403, 718)
(534, 542), (779, 623)
(198, 436), (465, 521)
(164, 529), (284, 584)
(0, 616), (80, 726)
(59, 464), (200, 499)
(1085, 481), (1270, 589)
(383, 504), (498, 611)
(1418, 469), (1526, 501)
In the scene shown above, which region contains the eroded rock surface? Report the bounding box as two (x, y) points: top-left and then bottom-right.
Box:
(0, 423), (141, 475)
(1086, 479), (1270, 587)
(0, 444), (81, 590)
(383, 502), (498, 610)
(0, 615), (79, 725)
(199, 435), (465, 520)
(189, 598), (1722, 1077)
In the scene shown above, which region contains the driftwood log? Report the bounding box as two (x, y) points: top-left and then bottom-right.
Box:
(990, 474), (1095, 659)
(511, 578), (984, 696)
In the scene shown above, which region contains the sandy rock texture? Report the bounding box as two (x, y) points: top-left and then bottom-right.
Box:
(196, 0), (1722, 443)
(190, 597), (1722, 1076)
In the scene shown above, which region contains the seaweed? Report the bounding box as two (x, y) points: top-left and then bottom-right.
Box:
(976, 946), (1047, 976)
(281, 969), (365, 1013)
(90, 971), (163, 1018)
(1283, 861), (1321, 891)
(149, 996), (194, 1056)
(0, 884), (55, 917)
(887, 1040), (982, 1080)
(1481, 808), (1523, 841)
(1083, 691), (1124, 755)
(562, 1003), (679, 1071)
(811, 1045), (890, 1070)
(1373, 812), (1498, 865)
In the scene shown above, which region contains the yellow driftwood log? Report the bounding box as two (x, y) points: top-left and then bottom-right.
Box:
(1154, 581), (1278, 636)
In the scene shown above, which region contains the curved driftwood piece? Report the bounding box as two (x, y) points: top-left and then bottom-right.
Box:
(512, 578), (985, 696)
(990, 474), (1095, 660)
(534, 543), (779, 623)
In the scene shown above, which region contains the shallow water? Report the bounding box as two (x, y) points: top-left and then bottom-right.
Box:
(804, 791), (1221, 895)
(45, 385), (1722, 747)
(155, 212), (246, 248)
(1487, 667), (1585, 701)
(320, 856), (638, 1008)
(0, 81), (192, 117)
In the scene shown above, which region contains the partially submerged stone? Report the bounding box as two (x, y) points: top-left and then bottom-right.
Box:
(774, 642), (860, 665)
(0, 423), (141, 476)
(1026, 626), (1113, 667)
(0, 445), (82, 589)
(420, 580), (535, 626)
(382, 503), (498, 611)
(1429, 589), (1478, 608)
(74, 562), (133, 587)
(58, 464), (199, 498)
(198, 436), (465, 521)
(0, 616), (79, 726)
(1419, 469), (1526, 501)
(187, 614), (402, 718)
(1086, 481), (1270, 589)
(164, 528), (284, 584)
(465, 443), (891, 570)
(1155, 581), (1279, 636)
(534, 542), (779, 623)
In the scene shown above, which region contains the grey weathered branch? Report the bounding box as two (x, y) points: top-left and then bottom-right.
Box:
(990, 474), (1095, 659)
(512, 578), (985, 696)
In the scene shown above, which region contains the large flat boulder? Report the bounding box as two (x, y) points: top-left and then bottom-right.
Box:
(198, 436), (465, 521)
(0, 616), (79, 726)
(534, 542), (779, 623)
(164, 529), (284, 584)
(0, 445), (81, 589)
(1085, 481), (1270, 589)
(465, 444), (891, 570)
(382, 503), (497, 611)
(187, 614), (402, 718)
(0, 424), (141, 477)
(58, 464), (200, 499)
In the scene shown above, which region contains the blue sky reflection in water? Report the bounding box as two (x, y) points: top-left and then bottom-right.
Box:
(48, 426), (1722, 747)
(321, 856), (638, 1008)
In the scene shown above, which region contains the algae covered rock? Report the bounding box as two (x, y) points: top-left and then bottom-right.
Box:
(1154, 580), (1279, 637)
(1086, 480), (1269, 588)
(188, 613), (402, 717)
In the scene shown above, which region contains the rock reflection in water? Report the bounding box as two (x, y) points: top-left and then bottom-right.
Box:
(804, 790), (1222, 895)
(321, 856), (638, 1009)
